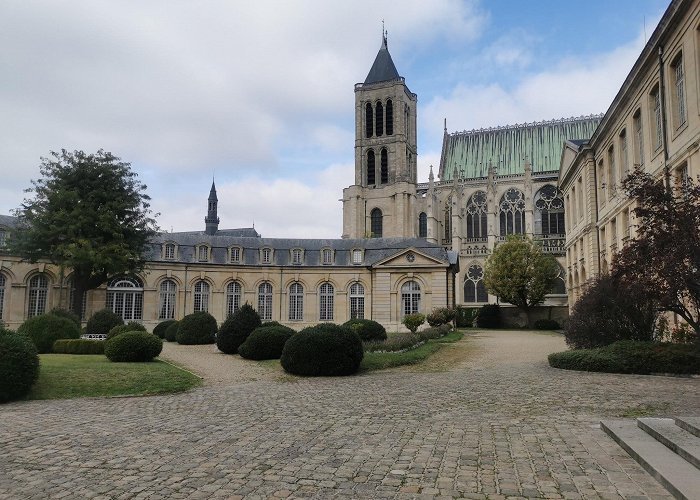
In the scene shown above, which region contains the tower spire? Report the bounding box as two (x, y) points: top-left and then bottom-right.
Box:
(205, 179), (220, 235)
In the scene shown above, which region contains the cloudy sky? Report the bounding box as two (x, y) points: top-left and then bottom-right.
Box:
(1, 0), (669, 238)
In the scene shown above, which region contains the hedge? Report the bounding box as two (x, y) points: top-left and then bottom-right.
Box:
(0, 328), (40, 403)
(281, 323), (363, 376)
(85, 309), (124, 336)
(217, 303), (261, 354)
(164, 321), (180, 342)
(342, 319), (387, 342)
(475, 304), (501, 328)
(53, 338), (105, 355)
(17, 314), (81, 353)
(153, 320), (177, 339)
(106, 322), (147, 340)
(534, 319), (561, 330)
(176, 312), (217, 345)
(238, 324), (296, 360)
(104, 331), (163, 362)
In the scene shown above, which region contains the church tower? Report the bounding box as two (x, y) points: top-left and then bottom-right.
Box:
(204, 180), (220, 235)
(342, 31), (418, 239)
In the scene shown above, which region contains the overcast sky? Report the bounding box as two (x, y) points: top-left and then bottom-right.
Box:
(0, 0), (669, 238)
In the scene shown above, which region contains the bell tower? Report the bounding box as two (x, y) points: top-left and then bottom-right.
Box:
(204, 180), (220, 235)
(342, 31), (418, 239)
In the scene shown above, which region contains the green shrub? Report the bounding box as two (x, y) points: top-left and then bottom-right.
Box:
(49, 308), (81, 327)
(217, 303), (261, 354)
(164, 321), (180, 342)
(342, 319), (387, 342)
(53, 338), (105, 354)
(419, 324), (451, 340)
(534, 319), (561, 330)
(176, 312), (217, 345)
(0, 328), (40, 403)
(456, 306), (478, 328)
(426, 307), (457, 327)
(548, 341), (700, 375)
(106, 322), (147, 340)
(402, 313), (425, 333)
(153, 320), (177, 339)
(17, 314), (81, 353)
(262, 321), (281, 327)
(85, 308), (124, 336)
(364, 332), (421, 353)
(281, 323), (363, 376)
(475, 304), (502, 328)
(238, 324), (296, 360)
(104, 331), (163, 362)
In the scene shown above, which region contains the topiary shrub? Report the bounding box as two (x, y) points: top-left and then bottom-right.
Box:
(104, 331), (163, 362)
(164, 320), (180, 342)
(534, 319), (561, 330)
(217, 303), (262, 354)
(17, 314), (81, 353)
(262, 321), (281, 327)
(281, 323), (363, 376)
(238, 324), (296, 360)
(342, 319), (387, 342)
(0, 328), (40, 403)
(176, 312), (217, 345)
(106, 322), (147, 340)
(475, 304), (502, 328)
(49, 308), (81, 328)
(85, 308), (124, 336)
(53, 338), (105, 354)
(402, 313), (425, 333)
(153, 319), (177, 339)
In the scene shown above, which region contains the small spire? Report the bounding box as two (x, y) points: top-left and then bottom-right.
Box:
(444, 118), (447, 134)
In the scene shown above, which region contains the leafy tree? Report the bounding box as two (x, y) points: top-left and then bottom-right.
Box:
(613, 168), (700, 340)
(10, 150), (158, 317)
(484, 236), (558, 327)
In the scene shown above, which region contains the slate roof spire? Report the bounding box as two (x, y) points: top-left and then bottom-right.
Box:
(205, 179), (220, 235)
(364, 27), (400, 85)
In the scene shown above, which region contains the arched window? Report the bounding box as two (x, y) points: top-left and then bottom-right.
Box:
(549, 265), (567, 295)
(380, 148), (388, 184)
(28, 274), (50, 318)
(367, 150), (376, 186)
(193, 280), (209, 313)
(401, 280), (421, 316)
(226, 281), (242, 317)
(0, 274), (5, 321)
(375, 101), (384, 136)
(464, 264), (488, 303)
(444, 197), (452, 241)
(106, 277), (143, 320)
(386, 99), (393, 135)
(349, 282), (365, 319)
(466, 191), (488, 239)
(158, 279), (177, 320)
(289, 282), (303, 321)
(365, 102), (373, 138)
(418, 212), (427, 238)
(319, 282), (334, 321)
(370, 208), (383, 238)
(257, 282), (273, 321)
(534, 185), (565, 235)
(499, 188), (526, 235)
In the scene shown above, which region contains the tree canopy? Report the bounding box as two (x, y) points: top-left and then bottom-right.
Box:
(484, 236), (558, 326)
(10, 149), (158, 317)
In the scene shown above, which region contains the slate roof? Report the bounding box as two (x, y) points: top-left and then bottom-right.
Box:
(0, 214), (19, 228)
(364, 36), (400, 85)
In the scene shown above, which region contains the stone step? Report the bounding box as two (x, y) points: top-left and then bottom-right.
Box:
(676, 417), (700, 439)
(637, 418), (700, 471)
(600, 419), (700, 500)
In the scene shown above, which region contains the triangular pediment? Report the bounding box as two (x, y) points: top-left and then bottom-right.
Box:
(372, 247), (447, 269)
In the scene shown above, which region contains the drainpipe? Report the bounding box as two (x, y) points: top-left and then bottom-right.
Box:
(658, 45), (671, 193)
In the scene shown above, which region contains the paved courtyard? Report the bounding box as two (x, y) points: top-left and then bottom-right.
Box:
(1, 330), (698, 499)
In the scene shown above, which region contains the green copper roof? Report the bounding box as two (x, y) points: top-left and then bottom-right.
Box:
(438, 115), (602, 180)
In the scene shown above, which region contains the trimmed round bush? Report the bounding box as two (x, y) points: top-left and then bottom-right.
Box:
(217, 303), (262, 354)
(104, 331), (163, 362)
(342, 319), (387, 342)
(402, 313), (425, 333)
(86, 308), (124, 336)
(106, 322), (147, 340)
(153, 319), (177, 339)
(0, 328), (40, 403)
(238, 325), (296, 360)
(18, 314), (81, 353)
(49, 308), (81, 327)
(281, 323), (363, 376)
(534, 319), (561, 330)
(176, 312), (217, 345)
(164, 320), (180, 342)
(53, 338), (105, 354)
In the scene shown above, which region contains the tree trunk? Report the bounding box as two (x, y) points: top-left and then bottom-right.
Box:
(71, 278), (87, 321)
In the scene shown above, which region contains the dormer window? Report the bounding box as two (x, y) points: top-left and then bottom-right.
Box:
(291, 248), (303, 265)
(197, 245), (209, 262)
(164, 243), (175, 260)
(352, 249), (363, 265)
(262, 247), (272, 264)
(322, 248), (333, 265)
(230, 246), (241, 263)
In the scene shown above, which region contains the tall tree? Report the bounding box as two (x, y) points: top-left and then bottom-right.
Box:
(10, 150), (158, 317)
(484, 236), (559, 327)
(613, 168), (700, 339)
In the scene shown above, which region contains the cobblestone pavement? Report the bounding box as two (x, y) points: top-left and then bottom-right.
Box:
(1, 330), (699, 499)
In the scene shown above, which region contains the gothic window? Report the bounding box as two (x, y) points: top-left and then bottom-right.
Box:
(463, 264), (488, 303)
(365, 102), (373, 138)
(261, 247), (272, 264)
(385, 99), (393, 135)
(291, 248), (303, 265)
(257, 282), (273, 321)
(289, 282), (303, 321)
(672, 53), (686, 128)
(106, 277), (143, 321)
(418, 212), (427, 238)
(375, 101), (384, 137)
(380, 148), (388, 184)
(197, 245), (209, 262)
(466, 191), (488, 239)
(193, 280), (209, 313)
(367, 150), (376, 185)
(158, 279), (177, 320)
(68, 278), (88, 320)
(401, 280), (421, 316)
(226, 281), (242, 317)
(349, 282), (365, 320)
(352, 249), (363, 264)
(534, 185), (565, 235)
(230, 247), (241, 263)
(651, 84), (662, 151)
(549, 265), (567, 295)
(633, 109), (644, 166)
(0, 274), (5, 321)
(444, 196), (452, 241)
(499, 188), (526, 236)
(319, 282), (334, 321)
(370, 208), (383, 238)
(322, 248), (333, 265)
(164, 243), (175, 260)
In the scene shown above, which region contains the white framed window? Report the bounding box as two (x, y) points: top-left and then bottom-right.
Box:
(319, 282), (334, 321)
(289, 282), (303, 321)
(349, 282), (364, 320)
(0, 273), (5, 321)
(158, 279), (177, 319)
(672, 53), (686, 128)
(633, 109), (644, 166)
(226, 281), (242, 317)
(401, 280), (421, 317)
(193, 280), (209, 313)
(619, 129), (629, 178)
(257, 282), (273, 321)
(651, 85), (662, 151)
(321, 248), (333, 265)
(352, 249), (363, 265)
(230, 247), (241, 263)
(106, 277), (143, 321)
(198, 245), (209, 262)
(262, 247), (272, 264)
(291, 248), (303, 265)
(164, 243), (175, 260)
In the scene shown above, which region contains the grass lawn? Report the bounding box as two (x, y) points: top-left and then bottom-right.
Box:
(27, 354), (202, 400)
(360, 330), (464, 372)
